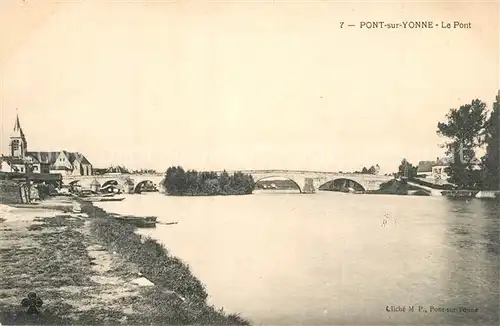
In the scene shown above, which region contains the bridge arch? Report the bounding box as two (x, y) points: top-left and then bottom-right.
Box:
(254, 176), (302, 193)
(133, 180), (156, 194)
(318, 178), (366, 192)
(102, 180), (119, 188)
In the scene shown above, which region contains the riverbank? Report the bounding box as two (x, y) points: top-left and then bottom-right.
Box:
(0, 196), (249, 325)
(365, 179), (431, 196)
(365, 179), (500, 198)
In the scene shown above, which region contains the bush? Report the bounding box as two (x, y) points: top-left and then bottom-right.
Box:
(162, 167), (255, 196)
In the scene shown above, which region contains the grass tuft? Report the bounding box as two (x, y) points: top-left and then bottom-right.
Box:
(1, 200), (250, 325)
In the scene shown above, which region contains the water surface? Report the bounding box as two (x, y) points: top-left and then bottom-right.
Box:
(96, 192), (499, 325)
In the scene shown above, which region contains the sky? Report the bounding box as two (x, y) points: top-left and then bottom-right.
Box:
(0, 0), (498, 174)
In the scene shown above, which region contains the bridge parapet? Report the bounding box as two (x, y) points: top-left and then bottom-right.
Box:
(62, 170), (391, 194)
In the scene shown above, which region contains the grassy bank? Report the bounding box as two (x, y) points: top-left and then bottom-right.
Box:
(81, 201), (250, 324)
(0, 199), (250, 325)
(1, 209), (95, 324)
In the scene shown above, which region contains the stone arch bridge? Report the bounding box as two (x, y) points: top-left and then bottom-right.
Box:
(63, 170), (392, 194)
(233, 170), (392, 193)
(63, 174), (165, 193)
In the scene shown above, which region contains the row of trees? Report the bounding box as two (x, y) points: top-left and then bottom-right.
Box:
(436, 96), (499, 189)
(353, 164), (380, 175)
(94, 166), (158, 175)
(396, 94), (499, 190)
(131, 169), (157, 174)
(162, 166), (255, 196)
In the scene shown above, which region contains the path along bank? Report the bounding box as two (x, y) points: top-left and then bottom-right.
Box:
(0, 196), (249, 325)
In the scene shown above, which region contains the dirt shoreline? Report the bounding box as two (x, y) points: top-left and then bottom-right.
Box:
(0, 196), (249, 325)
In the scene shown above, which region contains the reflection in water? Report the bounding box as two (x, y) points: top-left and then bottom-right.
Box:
(441, 198), (499, 325)
(445, 200), (500, 325)
(97, 193), (499, 325)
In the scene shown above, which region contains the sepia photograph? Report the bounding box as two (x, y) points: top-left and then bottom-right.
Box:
(0, 0), (499, 325)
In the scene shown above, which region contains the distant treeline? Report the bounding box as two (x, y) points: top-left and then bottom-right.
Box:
(353, 164), (380, 175)
(162, 167), (255, 196)
(94, 166), (157, 175)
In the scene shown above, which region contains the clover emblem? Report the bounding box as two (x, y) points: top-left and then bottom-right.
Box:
(21, 292), (43, 314)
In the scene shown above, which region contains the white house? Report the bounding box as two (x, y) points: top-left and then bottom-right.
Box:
(418, 157), (452, 184)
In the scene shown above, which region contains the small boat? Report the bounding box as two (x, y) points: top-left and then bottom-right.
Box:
(72, 202), (82, 213)
(114, 215), (157, 228)
(158, 221), (178, 225)
(76, 189), (125, 202)
(100, 184), (123, 194)
(82, 196), (125, 202)
(97, 196), (125, 202)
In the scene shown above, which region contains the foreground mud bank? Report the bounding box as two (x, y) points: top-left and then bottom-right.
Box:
(0, 196), (249, 325)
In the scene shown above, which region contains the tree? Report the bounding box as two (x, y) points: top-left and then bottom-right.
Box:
(398, 158), (417, 178)
(483, 95), (499, 189)
(162, 166), (254, 196)
(367, 165), (380, 175)
(437, 99), (488, 189)
(164, 166), (187, 195)
(361, 167), (368, 174)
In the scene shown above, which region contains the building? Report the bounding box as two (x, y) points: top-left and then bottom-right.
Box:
(416, 161), (435, 178)
(431, 165), (449, 184)
(0, 114), (93, 176)
(417, 157), (452, 184)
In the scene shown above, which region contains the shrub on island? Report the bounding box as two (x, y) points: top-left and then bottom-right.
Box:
(162, 166), (255, 196)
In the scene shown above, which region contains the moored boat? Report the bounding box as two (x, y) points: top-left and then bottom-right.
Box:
(72, 201), (82, 213)
(75, 189), (125, 202)
(114, 215), (157, 228)
(82, 196), (125, 202)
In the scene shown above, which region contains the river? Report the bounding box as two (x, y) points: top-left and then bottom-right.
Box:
(95, 191), (499, 325)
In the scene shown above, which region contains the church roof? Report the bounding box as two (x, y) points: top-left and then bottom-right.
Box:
(417, 161), (435, 173)
(26, 151), (60, 164)
(417, 157), (452, 173)
(1, 156), (25, 165)
(0, 155), (37, 165)
(12, 113), (27, 141)
(66, 151), (91, 165)
(26, 151), (92, 166)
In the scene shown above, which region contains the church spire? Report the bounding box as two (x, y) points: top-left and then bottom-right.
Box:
(10, 110), (27, 158)
(14, 112), (22, 132)
(11, 110), (26, 140)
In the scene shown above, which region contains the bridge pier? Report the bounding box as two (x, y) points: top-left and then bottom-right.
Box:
(302, 178), (315, 193)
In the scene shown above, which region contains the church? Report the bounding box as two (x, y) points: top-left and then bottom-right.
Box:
(0, 114), (93, 176)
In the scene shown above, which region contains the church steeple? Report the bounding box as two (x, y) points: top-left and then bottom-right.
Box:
(10, 111), (27, 158)
(14, 114), (21, 130)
